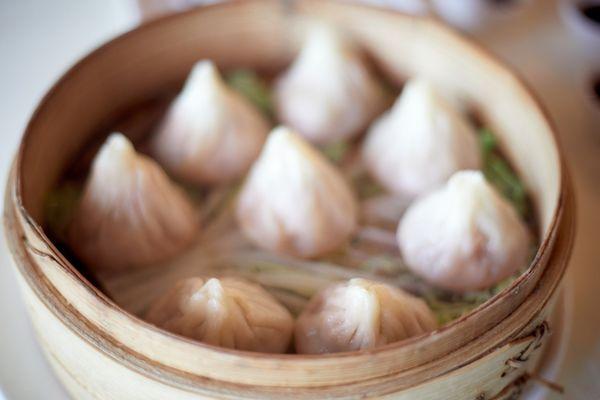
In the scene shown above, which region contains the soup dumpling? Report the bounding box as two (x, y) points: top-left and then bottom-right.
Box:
(68, 133), (198, 271)
(295, 278), (437, 354)
(275, 24), (386, 144)
(236, 126), (358, 258)
(152, 60), (269, 185)
(363, 79), (481, 198)
(146, 277), (294, 353)
(397, 170), (530, 292)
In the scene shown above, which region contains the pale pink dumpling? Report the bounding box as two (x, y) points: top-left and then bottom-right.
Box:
(363, 79), (481, 198)
(68, 133), (198, 271)
(275, 24), (386, 144)
(397, 170), (531, 292)
(236, 126), (358, 258)
(295, 278), (437, 354)
(152, 60), (269, 185)
(146, 277), (294, 353)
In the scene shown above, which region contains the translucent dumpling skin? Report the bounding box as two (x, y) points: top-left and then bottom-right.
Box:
(275, 25), (386, 144)
(397, 170), (530, 292)
(152, 60), (269, 185)
(68, 133), (198, 271)
(295, 278), (437, 354)
(236, 126), (358, 258)
(146, 277), (294, 353)
(363, 79), (481, 198)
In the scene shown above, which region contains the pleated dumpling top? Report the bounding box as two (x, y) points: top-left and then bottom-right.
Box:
(275, 24), (386, 144)
(146, 277), (294, 353)
(236, 126), (358, 258)
(397, 170), (530, 292)
(363, 79), (481, 198)
(295, 278), (437, 354)
(152, 60), (269, 185)
(68, 133), (198, 271)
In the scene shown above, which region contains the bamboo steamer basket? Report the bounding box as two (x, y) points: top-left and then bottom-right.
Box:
(2, 1), (574, 399)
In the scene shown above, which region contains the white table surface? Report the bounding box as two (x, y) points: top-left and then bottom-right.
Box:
(0, 1), (598, 399)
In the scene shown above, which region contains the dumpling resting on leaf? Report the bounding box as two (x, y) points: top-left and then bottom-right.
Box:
(295, 278), (437, 354)
(146, 277), (294, 353)
(363, 79), (481, 198)
(275, 24), (386, 144)
(68, 133), (198, 271)
(152, 60), (269, 185)
(236, 126), (358, 258)
(397, 170), (530, 292)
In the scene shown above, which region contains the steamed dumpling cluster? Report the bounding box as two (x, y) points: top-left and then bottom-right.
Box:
(295, 278), (437, 354)
(275, 24), (386, 144)
(146, 277), (294, 353)
(152, 60), (269, 185)
(236, 126), (358, 258)
(398, 170), (530, 292)
(68, 133), (198, 271)
(61, 21), (535, 356)
(363, 79), (481, 198)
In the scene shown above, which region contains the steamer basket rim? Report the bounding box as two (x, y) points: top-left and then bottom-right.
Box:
(10, 0), (568, 361)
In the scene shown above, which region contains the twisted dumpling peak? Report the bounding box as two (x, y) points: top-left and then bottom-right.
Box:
(236, 126), (358, 258)
(275, 24), (386, 144)
(363, 78), (481, 198)
(146, 277), (294, 353)
(397, 170), (531, 292)
(152, 60), (269, 185)
(69, 133), (199, 271)
(295, 278), (437, 354)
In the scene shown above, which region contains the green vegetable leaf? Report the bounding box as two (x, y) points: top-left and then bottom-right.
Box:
(321, 140), (350, 163)
(479, 127), (497, 155)
(225, 69), (274, 119)
(479, 128), (529, 218)
(44, 182), (82, 240)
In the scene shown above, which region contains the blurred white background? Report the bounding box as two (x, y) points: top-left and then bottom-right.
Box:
(0, 0), (598, 399)
(0, 2), (135, 398)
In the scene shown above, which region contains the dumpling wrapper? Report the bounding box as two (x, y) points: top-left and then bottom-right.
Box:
(275, 24), (386, 144)
(363, 79), (481, 198)
(397, 170), (530, 292)
(236, 126), (358, 258)
(152, 60), (269, 185)
(146, 277), (294, 353)
(295, 278), (437, 354)
(68, 133), (198, 271)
